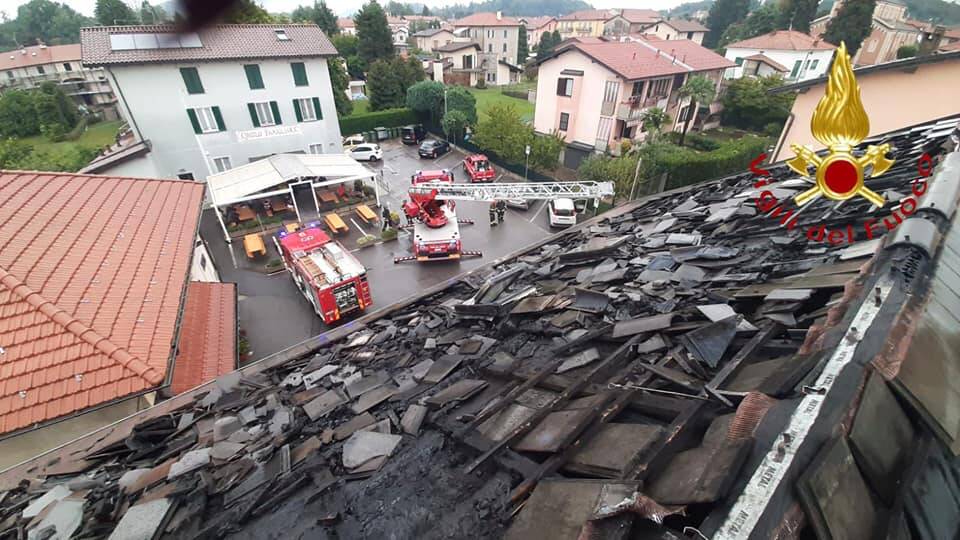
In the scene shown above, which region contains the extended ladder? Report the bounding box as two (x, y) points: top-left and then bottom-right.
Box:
(408, 181), (615, 201)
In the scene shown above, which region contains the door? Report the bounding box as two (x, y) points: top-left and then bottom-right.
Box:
(290, 180), (319, 223)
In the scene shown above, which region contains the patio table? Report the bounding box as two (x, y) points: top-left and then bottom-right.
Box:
(243, 233), (266, 258)
(318, 191), (339, 204)
(324, 213), (349, 235)
(237, 205), (256, 222)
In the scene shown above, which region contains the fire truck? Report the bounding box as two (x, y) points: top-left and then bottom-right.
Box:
(274, 224), (372, 324)
(396, 178), (614, 263)
(464, 154), (495, 183)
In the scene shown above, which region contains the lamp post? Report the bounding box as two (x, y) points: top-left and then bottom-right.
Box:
(524, 144), (530, 181)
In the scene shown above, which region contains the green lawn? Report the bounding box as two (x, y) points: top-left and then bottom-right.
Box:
(21, 120), (123, 155)
(350, 99), (370, 116)
(468, 88), (535, 123)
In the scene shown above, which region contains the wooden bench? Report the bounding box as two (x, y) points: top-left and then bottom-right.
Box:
(355, 204), (378, 224)
(243, 233), (266, 258)
(324, 213), (349, 235)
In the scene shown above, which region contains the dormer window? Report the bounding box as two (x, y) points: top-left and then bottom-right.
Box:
(275, 29), (290, 41)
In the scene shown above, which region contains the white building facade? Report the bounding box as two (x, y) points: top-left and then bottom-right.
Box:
(723, 30), (836, 82)
(80, 24), (343, 182)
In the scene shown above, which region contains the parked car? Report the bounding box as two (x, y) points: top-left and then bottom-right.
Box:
(418, 139), (451, 158)
(342, 134), (365, 149)
(505, 199), (529, 210)
(401, 125), (427, 145)
(548, 198), (577, 228)
(348, 143), (382, 162)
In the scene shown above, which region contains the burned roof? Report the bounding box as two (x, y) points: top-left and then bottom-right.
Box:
(1, 118), (960, 539)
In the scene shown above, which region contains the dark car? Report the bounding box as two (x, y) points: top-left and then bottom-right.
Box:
(418, 139), (451, 158)
(401, 124), (427, 145)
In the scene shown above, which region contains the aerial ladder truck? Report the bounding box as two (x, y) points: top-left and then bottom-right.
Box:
(396, 177), (614, 263)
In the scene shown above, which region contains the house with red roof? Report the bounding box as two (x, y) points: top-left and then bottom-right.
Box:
(533, 38), (735, 168)
(452, 12), (523, 84)
(0, 171), (237, 469)
(0, 43), (116, 115)
(724, 30), (835, 81)
(519, 16), (557, 48)
(644, 18), (710, 45)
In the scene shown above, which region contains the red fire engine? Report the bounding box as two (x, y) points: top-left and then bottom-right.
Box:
(464, 154), (495, 183)
(399, 170), (478, 262)
(274, 224), (372, 323)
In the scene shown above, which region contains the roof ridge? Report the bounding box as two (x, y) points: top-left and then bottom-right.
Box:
(0, 169), (201, 186)
(0, 266), (165, 386)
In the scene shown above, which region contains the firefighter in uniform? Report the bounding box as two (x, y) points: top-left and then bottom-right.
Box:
(489, 200), (498, 226)
(496, 199), (506, 224)
(381, 205), (391, 231)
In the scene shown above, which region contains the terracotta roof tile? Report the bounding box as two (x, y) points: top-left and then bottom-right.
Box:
(726, 30), (836, 51)
(744, 53), (789, 72)
(0, 171), (204, 435)
(639, 38), (736, 71)
(555, 39), (734, 79)
(661, 18), (709, 32)
(453, 12), (522, 27)
(522, 16), (555, 30)
(618, 9), (662, 24)
(170, 282), (237, 395)
(558, 9), (615, 22)
(0, 44), (81, 70)
(81, 24), (337, 67)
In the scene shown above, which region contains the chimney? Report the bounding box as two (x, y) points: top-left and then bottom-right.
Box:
(496, 11), (502, 20)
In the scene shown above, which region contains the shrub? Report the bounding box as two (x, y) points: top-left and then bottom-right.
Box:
(620, 139), (633, 155)
(475, 79), (487, 89)
(381, 227), (398, 241)
(41, 123), (67, 142)
(764, 122), (783, 137)
(339, 108), (418, 136)
(356, 234), (378, 247)
(665, 131), (721, 151)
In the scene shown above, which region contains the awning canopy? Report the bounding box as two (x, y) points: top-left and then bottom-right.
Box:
(207, 153), (377, 207)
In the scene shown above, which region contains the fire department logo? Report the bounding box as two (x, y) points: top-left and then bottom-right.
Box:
(787, 42), (894, 208)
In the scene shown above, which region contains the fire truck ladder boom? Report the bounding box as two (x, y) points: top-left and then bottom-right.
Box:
(408, 181), (615, 201)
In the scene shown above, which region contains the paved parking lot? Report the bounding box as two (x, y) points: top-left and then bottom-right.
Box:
(204, 139), (574, 362)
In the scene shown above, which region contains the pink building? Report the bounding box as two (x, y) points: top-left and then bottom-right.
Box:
(533, 39), (734, 168)
(522, 16), (557, 49)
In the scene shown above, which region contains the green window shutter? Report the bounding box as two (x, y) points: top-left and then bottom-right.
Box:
(186, 108), (201, 134)
(293, 99), (303, 122)
(291, 62), (308, 86)
(312, 97), (322, 120)
(244, 64), (264, 89)
(212, 106), (225, 131)
(248, 103), (260, 127)
(180, 67), (203, 94)
(270, 101), (282, 124)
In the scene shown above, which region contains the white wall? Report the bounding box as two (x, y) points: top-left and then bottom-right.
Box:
(724, 47), (834, 81)
(191, 237), (220, 282)
(109, 57), (343, 182)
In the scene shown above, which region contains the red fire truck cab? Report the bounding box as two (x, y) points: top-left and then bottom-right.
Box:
(464, 154), (495, 182)
(275, 224), (372, 323)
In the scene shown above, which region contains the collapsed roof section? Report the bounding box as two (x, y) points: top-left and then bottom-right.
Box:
(1, 117), (960, 539)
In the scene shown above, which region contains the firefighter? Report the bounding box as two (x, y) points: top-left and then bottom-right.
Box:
(496, 199), (506, 224)
(402, 199), (412, 226)
(381, 205), (391, 232)
(489, 200), (498, 227)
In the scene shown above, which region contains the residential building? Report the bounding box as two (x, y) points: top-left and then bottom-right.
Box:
(0, 170), (237, 469)
(452, 12), (522, 85)
(78, 24), (343, 182)
(556, 9), (613, 37)
(387, 16), (410, 45)
(435, 41), (482, 86)
(412, 27), (457, 53)
(521, 16), (557, 48)
(337, 18), (356, 35)
(810, 0), (923, 66)
(0, 43), (117, 116)
(770, 50), (960, 162)
(534, 38), (734, 168)
(739, 54), (789, 77)
(724, 30), (835, 81)
(644, 19), (709, 44)
(605, 9), (663, 36)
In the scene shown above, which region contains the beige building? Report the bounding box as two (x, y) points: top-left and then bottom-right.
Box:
(644, 19), (709, 44)
(521, 16), (557, 48)
(810, 0), (922, 66)
(556, 9), (611, 37)
(452, 12), (522, 84)
(533, 38), (734, 168)
(770, 50), (960, 162)
(605, 9), (663, 36)
(412, 27), (457, 53)
(0, 43), (116, 114)
(435, 41), (482, 86)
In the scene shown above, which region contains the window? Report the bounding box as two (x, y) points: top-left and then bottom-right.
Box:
(177, 172), (195, 180)
(488, 43), (493, 52)
(293, 97), (323, 122)
(735, 57), (744, 66)
(244, 64), (264, 89)
(275, 29), (289, 41)
(687, 32), (693, 39)
(37, 65), (45, 75)
(502, 43), (507, 53)
(180, 67), (204, 94)
(5, 71), (12, 80)
(503, 30), (507, 38)
(291, 62), (308, 86)
(559, 112), (570, 131)
(631, 81), (644, 96)
(790, 60), (802, 78)
(810, 59), (820, 70)
(649, 78), (669, 98)
(556, 77), (573, 97)
(464, 55), (473, 69)
(309, 143), (323, 154)
(186, 106), (225, 134)
(248, 101), (281, 127)
(602, 80), (619, 103)
(62, 62), (72, 71)
(212, 156), (232, 172)
(199, 253), (207, 270)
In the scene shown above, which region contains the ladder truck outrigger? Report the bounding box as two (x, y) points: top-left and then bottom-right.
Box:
(396, 175), (614, 263)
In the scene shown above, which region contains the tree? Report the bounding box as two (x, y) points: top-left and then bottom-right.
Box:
(385, 1), (413, 16)
(677, 76), (716, 146)
(529, 131), (564, 171)
(13, 0), (92, 46)
(517, 25), (529, 65)
(328, 58), (354, 117)
(721, 75), (795, 131)
(640, 107), (670, 140)
(823, 0), (877, 55)
(719, 3), (780, 47)
(897, 44), (918, 58)
(444, 86), (477, 126)
(366, 56), (423, 110)
(442, 110), (468, 143)
(139, 1), (167, 23)
(473, 103), (529, 163)
(333, 33), (359, 56)
(291, 1), (338, 36)
(356, 1), (395, 64)
(704, 0), (751, 48)
(421, 5), (431, 16)
(96, 0), (137, 25)
(777, 0), (819, 33)
(223, 0), (275, 23)
(406, 80), (445, 124)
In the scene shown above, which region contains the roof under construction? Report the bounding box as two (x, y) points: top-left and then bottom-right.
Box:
(1, 117), (960, 539)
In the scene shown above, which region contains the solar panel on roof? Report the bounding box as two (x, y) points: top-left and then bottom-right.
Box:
(109, 34), (136, 51)
(179, 33), (202, 48)
(155, 33), (181, 48)
(133, 33), (159, 49)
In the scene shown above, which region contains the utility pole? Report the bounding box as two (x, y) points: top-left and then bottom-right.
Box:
(524, 144), (530, 181)
(628, 155), (643, 200)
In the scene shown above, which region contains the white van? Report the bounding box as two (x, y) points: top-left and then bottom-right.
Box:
(548, 198), (577, 228)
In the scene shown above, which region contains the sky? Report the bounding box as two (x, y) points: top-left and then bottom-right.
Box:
(2, 0), (691, 19)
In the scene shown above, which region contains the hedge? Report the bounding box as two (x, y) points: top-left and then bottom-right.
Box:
(425, 124), (555, 181)
(649, 135), (769, 191)
(501, 90), (529, 101)
(339, 108), (418, 136)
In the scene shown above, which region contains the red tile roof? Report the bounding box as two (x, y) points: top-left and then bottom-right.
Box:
(81, 24), (337, 67)
(618, 9), (662, 24)
(1, 44), (81, 70)
(0, 171), (204, 435)
(170, 282), (236, 395)
(523, 16), (556, 30)
(661, 18), (709, 33)
(338, 18), (355, 29)
(453, 12), (521, 27)
(639, 38), (736, 71)
(559, 41), (689, 79)
(558, 9), (615, 22)
(726, 30), (836, 51)
(744, 53), (789, 72)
